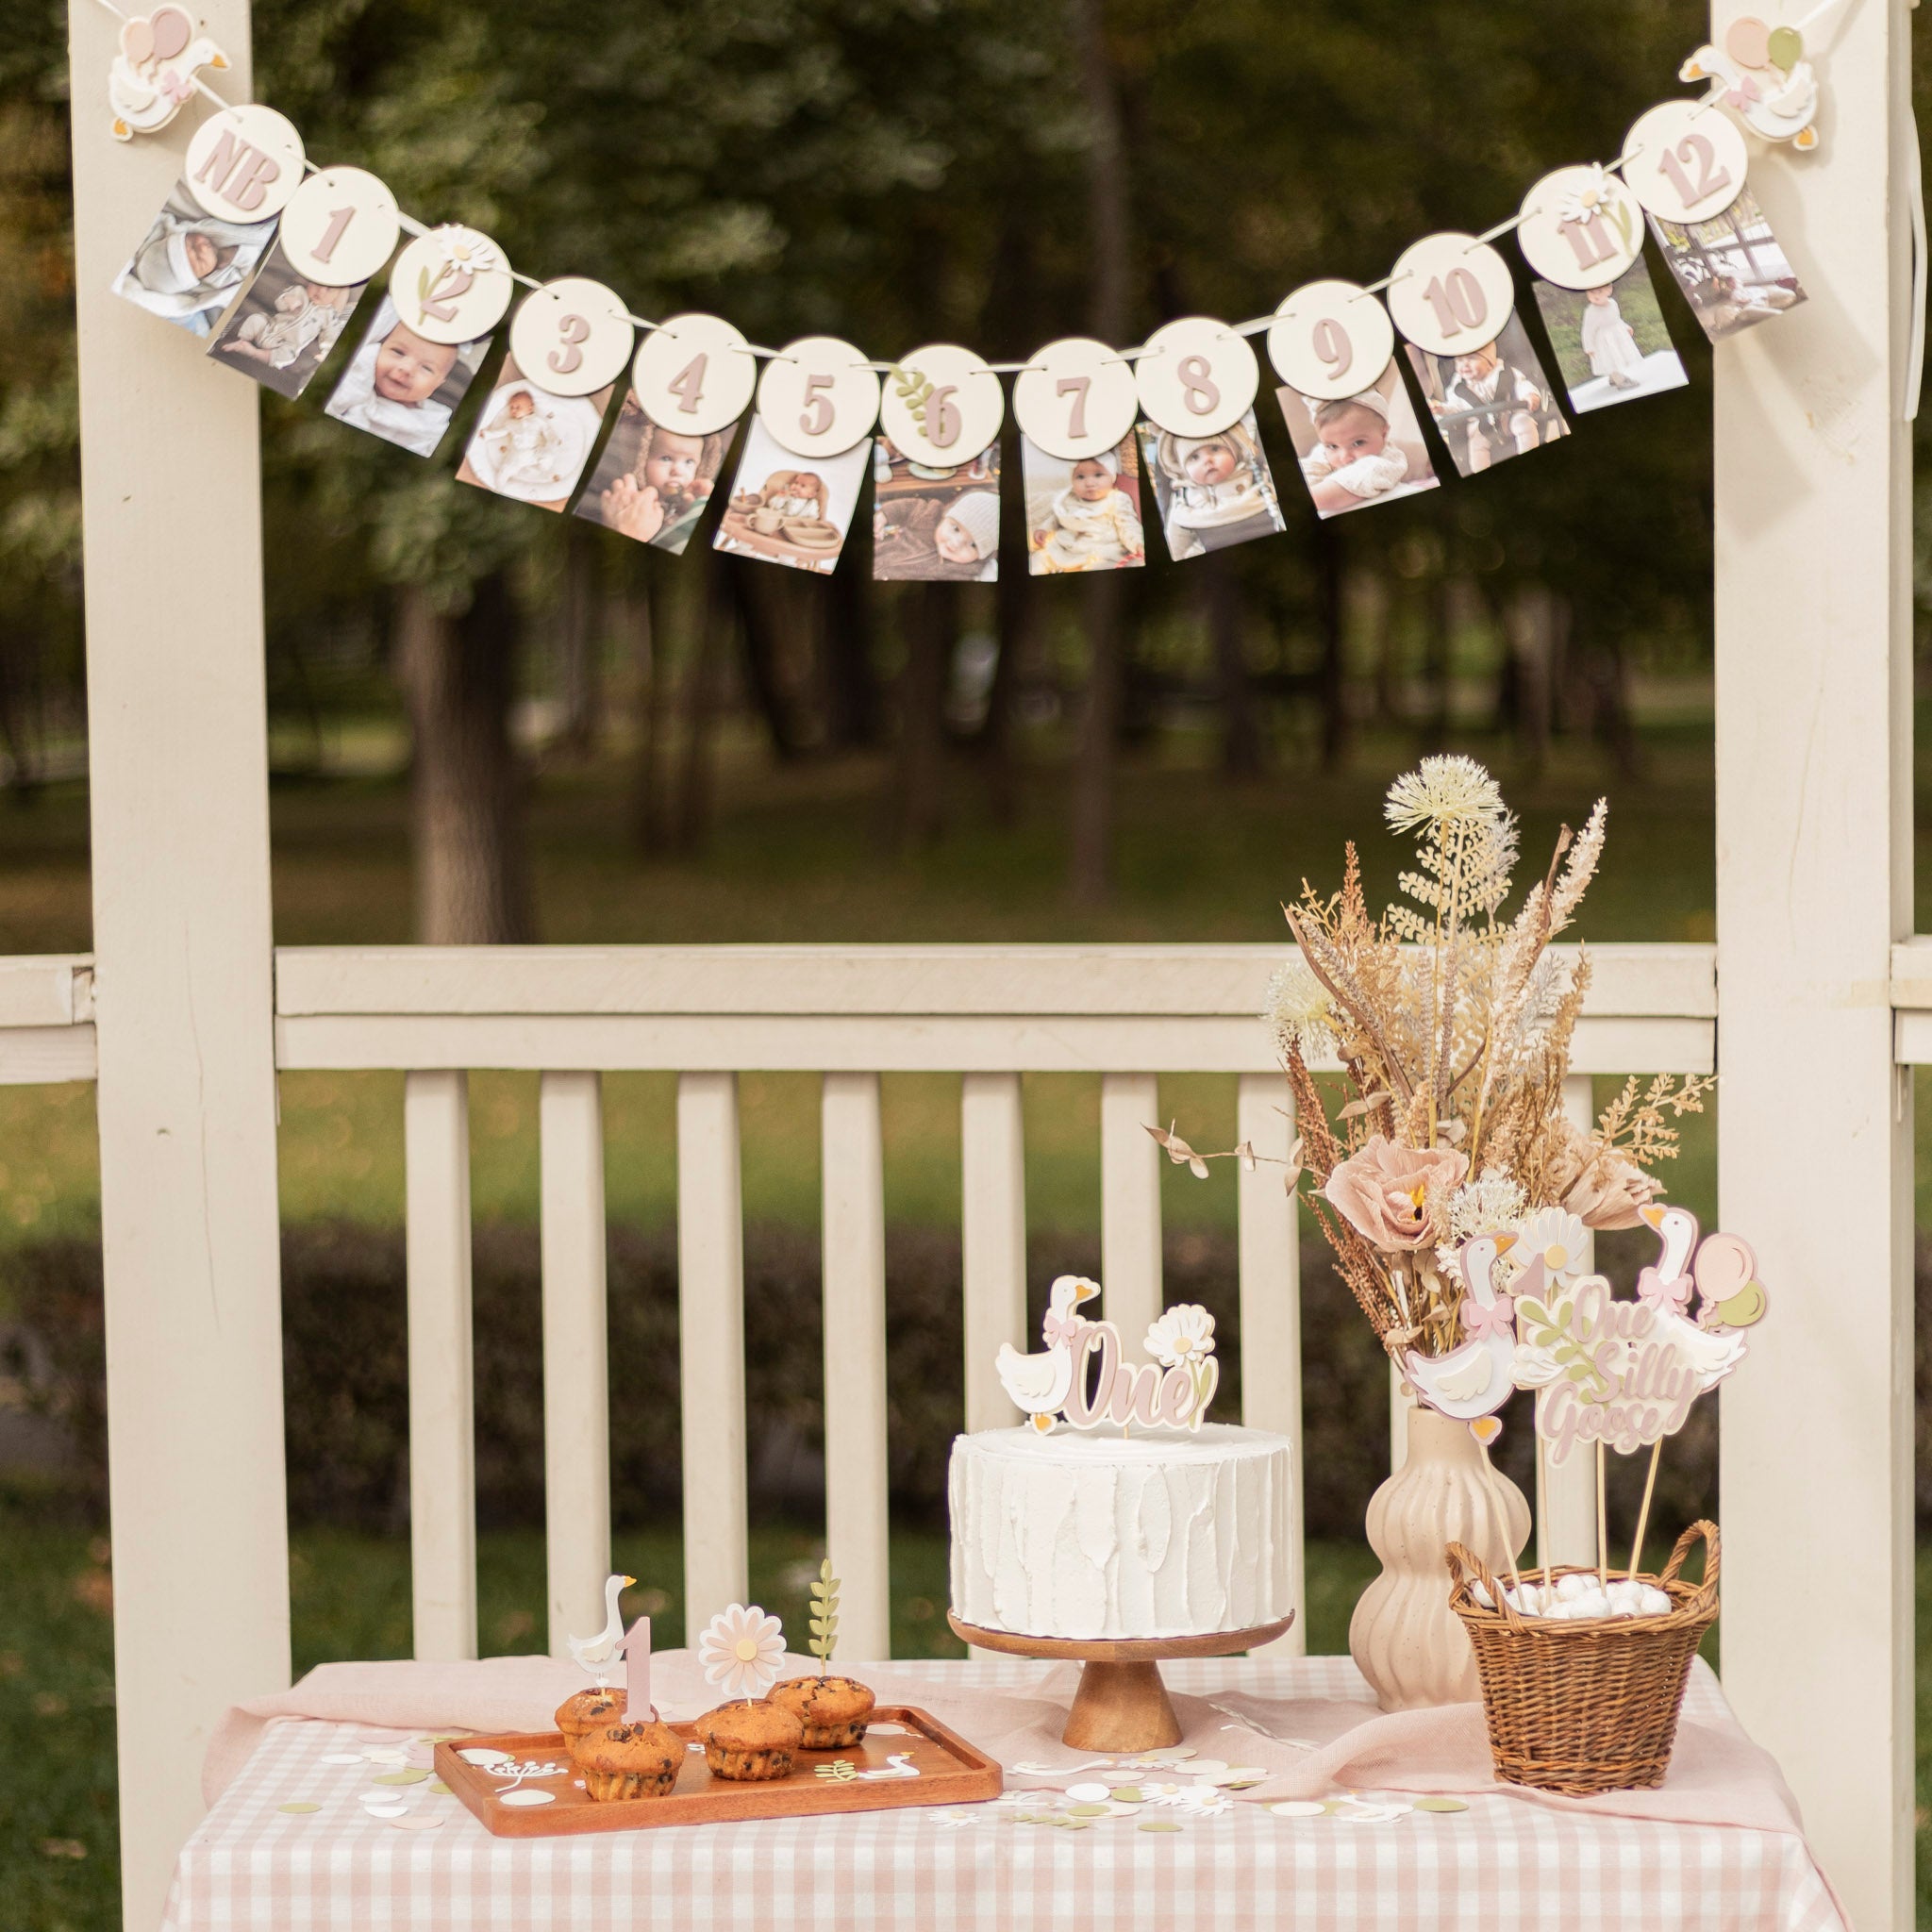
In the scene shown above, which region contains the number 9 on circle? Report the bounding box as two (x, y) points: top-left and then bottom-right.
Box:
(756, 336), (880, 459)
(1383, 234), (1517, 358)
(1266, 280), (1395, 401)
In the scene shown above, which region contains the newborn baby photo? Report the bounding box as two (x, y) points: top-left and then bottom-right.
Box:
(1274, 361), (1441, 520)
(324, 293), (492, 459)
(110, 178), (276, 338)
(457, 355), (614, 513)
(206, 242), (366, 400)
(1138, 409), (1287, 559)
(575, 391), (736, 555)
(713, 417), (872, 575)
(872, 437), (1002, 582)
(1021, 434), (1145, 575)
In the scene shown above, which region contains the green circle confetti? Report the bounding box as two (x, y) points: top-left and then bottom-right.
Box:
(276, 1801), (321, 1814)
(1108, 1787), (1144, 1804)
(427, 1781), (452, 1796)
(1066, 1803), (1109, 1818)
(1138, 1818), (1183, 1833)
(1414, 1796), (1469, 1814)
(372, 1769), (431, 1786)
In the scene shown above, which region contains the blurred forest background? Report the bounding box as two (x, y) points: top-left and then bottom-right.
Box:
(7, 0), (1932, 1922)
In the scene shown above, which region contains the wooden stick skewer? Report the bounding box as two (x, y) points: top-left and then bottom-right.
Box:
(1595, 1441), (1609, 1585)
(1477, 1443), (1524, 1599)
(1628, 1439), (1663, 1581)
(1534, 1411), (1552, 1601)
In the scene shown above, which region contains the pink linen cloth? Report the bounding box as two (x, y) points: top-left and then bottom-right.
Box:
(208, 1645), (1816, 1840)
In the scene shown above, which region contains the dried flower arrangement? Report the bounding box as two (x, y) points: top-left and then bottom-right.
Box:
(1157, 756), (1712, 1372)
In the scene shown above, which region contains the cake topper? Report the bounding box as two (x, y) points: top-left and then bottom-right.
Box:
(566, 1572), (634, 1686)
(108, 7), (229, 142)
(698, 1603), (786, 1704)
(995, 1275), (1220, 1434)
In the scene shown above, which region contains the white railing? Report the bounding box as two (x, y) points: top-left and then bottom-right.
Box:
(3, 939), (1725, 1660)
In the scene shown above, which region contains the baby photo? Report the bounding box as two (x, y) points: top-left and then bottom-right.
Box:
(325, 293), (492, 459)
(206, 242), (366, 400)
(1021, 434), (1145, 575)
(458, 356), (615, 513)
(110, 178), (276, 338)
(1647, 186), (1807, 342)
(575, 392), (735, 554)
(1405, 313), (1571, 479)
(872, 438), (1002, 583)
(713, 417), (871, 576)
(1532, 257), (1690, 415)
(1137, 410), (1287, 560)
(1274, 361), (1440, 521)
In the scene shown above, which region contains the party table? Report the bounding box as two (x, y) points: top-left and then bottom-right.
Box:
(165, 1653), (1845, 1931)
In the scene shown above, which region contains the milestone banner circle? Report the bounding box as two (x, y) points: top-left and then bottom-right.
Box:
(631, 313), (758, 434)
(1516, 165), (1644, 291)
(1385, 233), (1517, 357)
(1266, 280), (1396, 400)
(878, 341), (1004, 465)
(1134, 316), (1259, 436)
(756, 335), (880, 458)
(508, 277), (634, 396)
(1013, 337), (1140, 459)
(184, 105), (306, 223)
(277, 167), (401, 285)
(1620, 99), (1749, 224)
(389, 225), (515, 344)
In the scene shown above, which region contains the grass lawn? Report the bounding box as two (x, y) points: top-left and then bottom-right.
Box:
(0, 1507), (1922, 1929)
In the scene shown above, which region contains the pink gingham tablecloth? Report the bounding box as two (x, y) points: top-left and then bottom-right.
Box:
(163, 1654), (1845, 1932)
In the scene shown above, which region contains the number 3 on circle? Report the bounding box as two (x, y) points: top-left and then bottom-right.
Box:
(548, 314), (590, 377)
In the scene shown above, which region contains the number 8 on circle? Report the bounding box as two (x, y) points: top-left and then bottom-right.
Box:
(1266, 280), (1395, 402)
(1133, 316), (1260, 438)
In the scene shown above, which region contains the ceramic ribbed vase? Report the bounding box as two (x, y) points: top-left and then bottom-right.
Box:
(1350, 1405), (1530, 1710)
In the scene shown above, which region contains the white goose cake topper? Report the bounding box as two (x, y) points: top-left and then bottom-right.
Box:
(995, 1274), (1220, 1434)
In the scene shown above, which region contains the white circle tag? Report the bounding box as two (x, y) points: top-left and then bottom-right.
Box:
(1516, 166), (1644, 291)
(756, 336), (879, 458)
(509, 277), (633, 397)
(631, 313), (758, 435)
(277, 167), (401, 286)
(1134, 317), (1258, 436)
(878, 342), (1004, 465)
(388, 226), (515, 345)
(1385, 234), (1517, 357)
(1620, 100), (1749, 225)
(1012, 337), (1139, 460)
(184, 105), (305, 223)
(1266, 280), (1397, 400)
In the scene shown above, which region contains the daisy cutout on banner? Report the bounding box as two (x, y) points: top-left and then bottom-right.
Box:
(698, 1603), (786, 1704)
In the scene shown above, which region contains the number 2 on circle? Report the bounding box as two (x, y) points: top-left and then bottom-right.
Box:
(800, 373), (837, 439)
(1657, 133), (1731, 209)
(1421, 267), (1488, 339)
(547, 313), (590, 376)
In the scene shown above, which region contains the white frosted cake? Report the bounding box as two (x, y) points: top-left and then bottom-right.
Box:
(947, 1422), (1292, 1641)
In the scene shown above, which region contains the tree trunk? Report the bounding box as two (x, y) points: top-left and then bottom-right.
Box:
(623, 575), (665, 854)
(894, 583), (954, 847)
(556, 523), (601, 759)
(672, 545), (729, 854)
(977, 442), (1031, 824)
(730, 560), (808, 760)
(396, 575), (534, 943)
(1503, 583), (1555, 773)
(1313, 522), (1348, 771)
(819, 554), (879, 750)
(1203, 553), (1264, 777)
(1068, 0), (1131, 904)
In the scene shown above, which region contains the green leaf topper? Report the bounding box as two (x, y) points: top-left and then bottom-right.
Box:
(808, 1557), (839, 1673)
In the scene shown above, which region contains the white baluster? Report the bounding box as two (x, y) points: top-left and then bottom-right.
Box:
(405, 1069), (476, 1660)
(1541, 1075), (1599, 1569)
(540, 1071), (610, 1657)
(1238, 1073), (1304, 1654)
(1100, 1072), (1161, 1343)
(678, 1072), (748, 1630)
(822, 1073), (891, 1659)
(961, 1073), (1027, 1434)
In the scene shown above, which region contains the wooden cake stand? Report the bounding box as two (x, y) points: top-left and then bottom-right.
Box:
(947, 1612), (1296, 1753)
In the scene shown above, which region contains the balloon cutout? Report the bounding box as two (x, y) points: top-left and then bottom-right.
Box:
(108, 6), (229, 142)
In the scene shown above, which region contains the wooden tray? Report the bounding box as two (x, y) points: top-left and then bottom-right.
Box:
(434, 1706), (1002, 1837)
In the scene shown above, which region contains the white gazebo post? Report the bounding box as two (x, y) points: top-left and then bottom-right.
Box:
(65, 4), (291, 1929)
(1711, 1), (1915, 1924)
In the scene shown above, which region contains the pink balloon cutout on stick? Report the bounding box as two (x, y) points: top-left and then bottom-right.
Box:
(622, 1616), (651, 1722)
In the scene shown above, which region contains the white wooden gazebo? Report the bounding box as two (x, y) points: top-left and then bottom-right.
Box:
(27, 0), (1920, 1924)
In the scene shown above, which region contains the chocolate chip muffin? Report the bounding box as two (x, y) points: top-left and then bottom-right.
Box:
(768, 1674), (877, 1749)
(693, 1699), (805, 1781)
(577, 1720), (685, 1802)
(555, 1689), (624, 1763)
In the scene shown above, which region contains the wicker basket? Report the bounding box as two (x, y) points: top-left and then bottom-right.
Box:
(1444, 1520), (1719, 1796)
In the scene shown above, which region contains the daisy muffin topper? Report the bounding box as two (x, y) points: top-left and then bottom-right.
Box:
(698, 1603), (787, 1704)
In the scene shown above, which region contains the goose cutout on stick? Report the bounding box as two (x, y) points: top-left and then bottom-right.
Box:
(567, 1573), (634, 1684)
(1403, 1234), (1524, 1422)
(108, 8), (229, 142)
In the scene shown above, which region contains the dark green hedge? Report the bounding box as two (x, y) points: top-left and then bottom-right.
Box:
(2, 1219), (1730, 1539)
